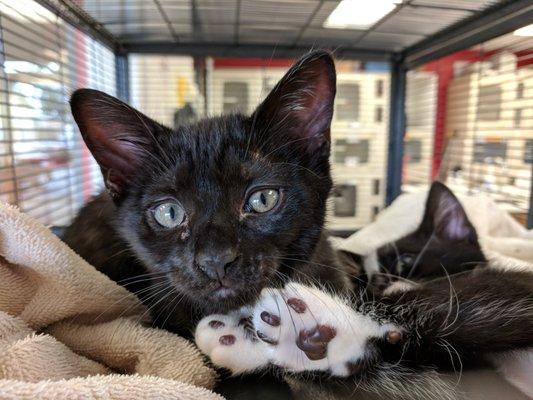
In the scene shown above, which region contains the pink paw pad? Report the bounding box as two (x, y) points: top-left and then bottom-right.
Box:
(296, 325), (337, 360)
(219, 335), (236, 345)
(209, 320), (225, 329)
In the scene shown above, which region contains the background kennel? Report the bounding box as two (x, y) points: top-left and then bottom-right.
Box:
(0, 0), (531, 234)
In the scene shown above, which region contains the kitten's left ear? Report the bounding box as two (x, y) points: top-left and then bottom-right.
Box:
(252, 50), (336, 165)
(70, 89), (170, 199)
(419, 181), (478, 243)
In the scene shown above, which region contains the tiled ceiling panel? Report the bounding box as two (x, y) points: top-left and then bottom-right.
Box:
(73, 0), (508, 52)
(302, 27), (366, 47)
(376, 6), (473, 36)
(239, 26), (301, 44)
(358, 31), (425, 51)
(240, 0), (319, 25)
(197, 0), (237, 25)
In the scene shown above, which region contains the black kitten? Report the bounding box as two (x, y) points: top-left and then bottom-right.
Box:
(62, 51), (349, 331)
(356, 181), (487, 293)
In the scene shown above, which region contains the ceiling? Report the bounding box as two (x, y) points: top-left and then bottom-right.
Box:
(69, 0), (506, 55)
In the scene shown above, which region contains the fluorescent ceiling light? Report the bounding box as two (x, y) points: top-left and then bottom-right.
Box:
(1, 2), (51, 23)
(324, 0), (402, 30)
(514, 24), (533, 37)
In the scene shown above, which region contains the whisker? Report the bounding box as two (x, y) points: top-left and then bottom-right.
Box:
(439, 338), (464, 386)
(116, 271), (169, 284)
(100, 280), (172, 323)
(264, 255), (370, 287)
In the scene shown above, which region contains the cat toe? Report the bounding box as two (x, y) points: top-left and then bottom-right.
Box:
(196, 313), (238, 354)
(296, 324), (337, 360)
(219, 334), (237, 345)
(251, 290), (287, 344)
(287, 297), (307, 313)
(208, 319), (226, 329)
(195, 310), (270, 374)
(260, 311), (281, 326)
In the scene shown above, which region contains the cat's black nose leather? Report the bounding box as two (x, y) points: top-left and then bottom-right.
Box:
(196, 248), (238, 281)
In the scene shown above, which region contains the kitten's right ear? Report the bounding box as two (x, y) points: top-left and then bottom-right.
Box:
(70, 89), (168, 198)
(251, 51), (336, 168)
(419, 181), (478, 243)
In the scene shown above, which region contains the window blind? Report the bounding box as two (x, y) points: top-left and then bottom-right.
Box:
(403, 31), (533, 224)
(0, 0), (115, 226)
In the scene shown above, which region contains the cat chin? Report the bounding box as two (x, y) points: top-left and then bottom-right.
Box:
(210, 286), (241, 301)
(189, 287), (260, 315)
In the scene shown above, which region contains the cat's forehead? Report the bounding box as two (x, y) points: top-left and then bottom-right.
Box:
(141, 114), (302, 203)
(147, 136), (287, 197)
(181, 114), (248, 142)
(378, 234), (429, 256)
(171, 116), (282, 171)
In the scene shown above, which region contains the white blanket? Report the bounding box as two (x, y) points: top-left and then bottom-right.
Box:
(338, 190), (533, 270)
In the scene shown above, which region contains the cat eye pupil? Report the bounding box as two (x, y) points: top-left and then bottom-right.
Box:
(247, 189), (280, 213)
(153, 202), (185, 228)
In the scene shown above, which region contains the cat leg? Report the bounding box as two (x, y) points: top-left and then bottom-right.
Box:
(196, 283), (403, 377)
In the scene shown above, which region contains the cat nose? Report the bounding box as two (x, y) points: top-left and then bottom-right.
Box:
(196, 248), (238, 281)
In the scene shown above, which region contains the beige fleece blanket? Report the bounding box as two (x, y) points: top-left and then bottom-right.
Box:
(0, 202), (222, 400)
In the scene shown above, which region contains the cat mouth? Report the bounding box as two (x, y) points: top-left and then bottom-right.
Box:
(206, 279), (240, 298)
(212, 285), (238, 298)
(197, 280), (262, 312)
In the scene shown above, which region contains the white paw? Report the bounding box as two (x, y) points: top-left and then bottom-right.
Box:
(195, 307), (270, 374)
(195, 283), (404, 377)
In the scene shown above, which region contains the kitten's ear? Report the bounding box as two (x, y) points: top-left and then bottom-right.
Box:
(70, 89), (168, 198)
(252, 50), (336, 163)
(420, 181), (477, 243)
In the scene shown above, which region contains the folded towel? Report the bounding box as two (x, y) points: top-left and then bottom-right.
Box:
(0, 375), (222, 400)
(0, 202), (221, 399)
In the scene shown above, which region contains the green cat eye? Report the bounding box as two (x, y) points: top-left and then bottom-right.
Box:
(153, 202), (185, 228)
(247, 189), (280, 213)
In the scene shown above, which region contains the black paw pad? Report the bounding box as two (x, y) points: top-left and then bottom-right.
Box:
(257, 331), (278, 345)
(219, 335), (236, 346)
(296, 325), (337, 360)
(287, 298), (307, 313)
(260, 311), (280, 326)
(208, 320), (225, 329)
